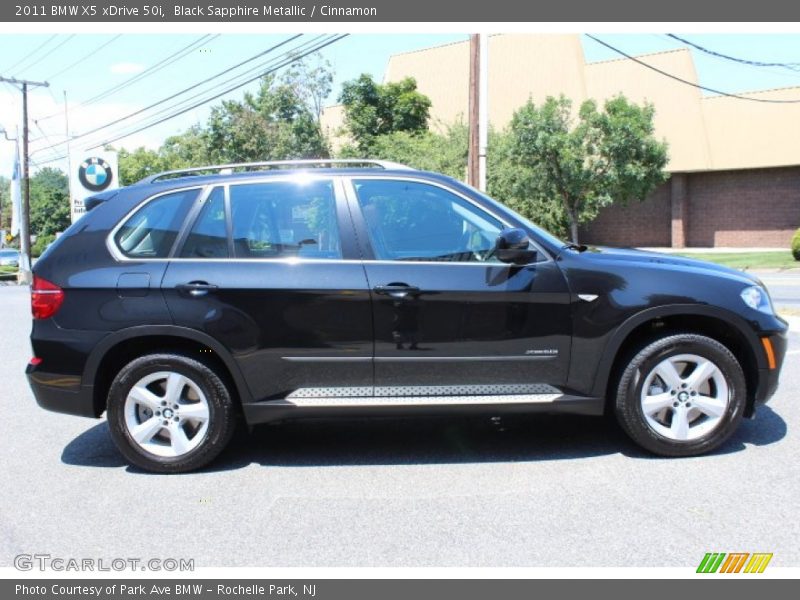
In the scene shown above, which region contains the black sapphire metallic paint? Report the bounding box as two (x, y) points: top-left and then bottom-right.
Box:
(25, 165), (789, 470)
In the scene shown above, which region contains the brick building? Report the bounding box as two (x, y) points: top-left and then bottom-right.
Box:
(321, 34), (800, 248)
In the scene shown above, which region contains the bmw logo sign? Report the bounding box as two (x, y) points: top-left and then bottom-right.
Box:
(78, 157), (113, 192)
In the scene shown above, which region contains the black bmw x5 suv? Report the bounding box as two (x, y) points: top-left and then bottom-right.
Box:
(27, 159), (788, 472)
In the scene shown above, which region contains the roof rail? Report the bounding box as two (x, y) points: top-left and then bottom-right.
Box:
(140, 159), (414, 184)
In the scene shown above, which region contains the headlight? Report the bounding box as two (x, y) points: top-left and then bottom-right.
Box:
(740, 286), (773, 314)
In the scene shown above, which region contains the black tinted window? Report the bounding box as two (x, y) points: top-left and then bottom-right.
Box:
(180, 188), (228, 258)
(353, 179), (503, 262)
(229, 179), (341, 259)
(115, 189), (198, 258)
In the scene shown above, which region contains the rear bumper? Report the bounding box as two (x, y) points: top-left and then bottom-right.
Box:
(26, 364), (97, 418)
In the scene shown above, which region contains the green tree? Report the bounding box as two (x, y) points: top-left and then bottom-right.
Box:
(338, 74), (432, 154)
(118, 146), (168, 186)
(29, 167), (70, 237)
(0, 175), (10, 232)
(503, 94), (668, 243)
(340, 122), (468, 179)
(206, 64), (330, 163)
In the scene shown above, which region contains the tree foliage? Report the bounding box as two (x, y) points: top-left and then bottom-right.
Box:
(0, 176), (9, 232)
(117, 54), (332, 183)
(340, 122), (468, 179)
(29, 167), (70, 238)
(338, 74), (432, 154)
(499, 94), (669, 242)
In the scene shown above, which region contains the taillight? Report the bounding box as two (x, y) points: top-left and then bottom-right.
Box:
(31, 275), (64, 320)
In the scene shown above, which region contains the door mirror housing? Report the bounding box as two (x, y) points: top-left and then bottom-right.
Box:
(494, 228), (537, 265)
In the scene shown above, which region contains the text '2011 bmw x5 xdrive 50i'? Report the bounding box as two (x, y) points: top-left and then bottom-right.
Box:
(26, 160), (788, 472)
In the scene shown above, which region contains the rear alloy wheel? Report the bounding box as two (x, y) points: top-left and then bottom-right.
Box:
(615, 334), (747, 457)
(107, 354), (236, 473)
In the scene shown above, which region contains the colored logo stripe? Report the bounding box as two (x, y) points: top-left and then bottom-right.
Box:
(697, 552), (773, 573)
(697, 553), (726, 573)
(744, 553), (773, 573)
(719, 553), (749, 573)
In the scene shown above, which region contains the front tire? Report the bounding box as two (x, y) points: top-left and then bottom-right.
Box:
(615, 334), (746, 457)
(107, 354), (236, 473)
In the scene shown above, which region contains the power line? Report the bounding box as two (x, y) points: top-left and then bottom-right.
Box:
(586, 34), (800, 104)
(44, 34), (123, 81)
(35, 35), (347, 163)
(13, 35), (76, 75)
(2, 34), (57, 73)
(35, 34), (218, 123)
(67, 34), (303, 144)
(87, 35), (346, 151)
(82, 34), (218, 106)
(32, 34), (314, 156)
(667, 34), (800, 72)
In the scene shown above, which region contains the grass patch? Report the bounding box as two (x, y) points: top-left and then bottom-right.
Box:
(677, 251), (800, 270)
(0, 265), (18, 275)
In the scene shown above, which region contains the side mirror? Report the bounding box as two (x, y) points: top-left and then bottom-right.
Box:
(495, 228), (537, 265)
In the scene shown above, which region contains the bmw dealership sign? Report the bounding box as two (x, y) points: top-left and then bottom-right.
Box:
(70, 151), (119, 222)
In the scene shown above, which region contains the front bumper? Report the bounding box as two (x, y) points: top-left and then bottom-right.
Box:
(26, 363), (97, 418)
(750, 328), (789, 414)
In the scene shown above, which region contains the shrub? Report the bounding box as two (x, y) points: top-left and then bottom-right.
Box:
(31, 233), (56, 258)
(792, 228), (800, 261)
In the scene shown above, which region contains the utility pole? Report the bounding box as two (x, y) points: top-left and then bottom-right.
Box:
(64, 90), (75, 223)
(478, 33), (489, 192)
(467, 35), (479, 188)
(0, 76), (50, 283)
(467, 35), (489, 191)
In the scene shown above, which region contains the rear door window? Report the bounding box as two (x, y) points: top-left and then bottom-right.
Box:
(229, 179), (342, 259)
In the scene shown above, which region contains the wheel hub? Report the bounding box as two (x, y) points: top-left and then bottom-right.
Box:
(677, 391), (690, 402)
(162, 408), (175, 419)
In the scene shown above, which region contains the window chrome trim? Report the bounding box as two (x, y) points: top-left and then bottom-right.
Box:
(106, 174), (552, 267)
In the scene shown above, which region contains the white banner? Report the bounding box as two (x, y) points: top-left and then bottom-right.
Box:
(9, 140), (21, 237)
(69, 150), (119, 223)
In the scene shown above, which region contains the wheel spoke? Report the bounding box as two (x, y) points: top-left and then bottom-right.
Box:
(128, 385), (161, 410)
(654, 360), (683, 390)
(170, 426), (192, 455)
(164, 373), (187, 405)
(179, 402), (209, 422)
(130, 416), (163, 445)
(670, 407), (690, 440)
(693, 394), (727, 418)
(686, 359), (717, 390)
(642, 392), (673, 415)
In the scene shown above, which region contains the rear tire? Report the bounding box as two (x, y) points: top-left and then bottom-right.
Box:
(107, 353), (236, 473)
(615, 334), (746, 457)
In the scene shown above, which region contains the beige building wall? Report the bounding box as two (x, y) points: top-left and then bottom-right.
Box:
(321, 34), (800, 175)
(584, 50), (712, 172)
(702, 87), (800, 171)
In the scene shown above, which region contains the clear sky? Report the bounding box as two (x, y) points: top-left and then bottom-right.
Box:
(1, 32), (800, 178)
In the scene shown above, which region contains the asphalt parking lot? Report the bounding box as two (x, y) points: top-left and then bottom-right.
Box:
(0, 280), (798, 568)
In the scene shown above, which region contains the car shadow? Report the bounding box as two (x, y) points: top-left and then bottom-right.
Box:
(61, 406), (788, 473)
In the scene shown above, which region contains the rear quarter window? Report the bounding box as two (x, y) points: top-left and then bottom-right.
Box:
(114, 189), (199, 258)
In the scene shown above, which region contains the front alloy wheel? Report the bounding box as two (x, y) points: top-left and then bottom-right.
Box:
(616, 334), (747, 457)
(640, 354), (729, 442)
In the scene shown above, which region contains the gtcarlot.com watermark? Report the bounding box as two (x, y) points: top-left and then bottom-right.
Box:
(14, 553), (194, 572)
